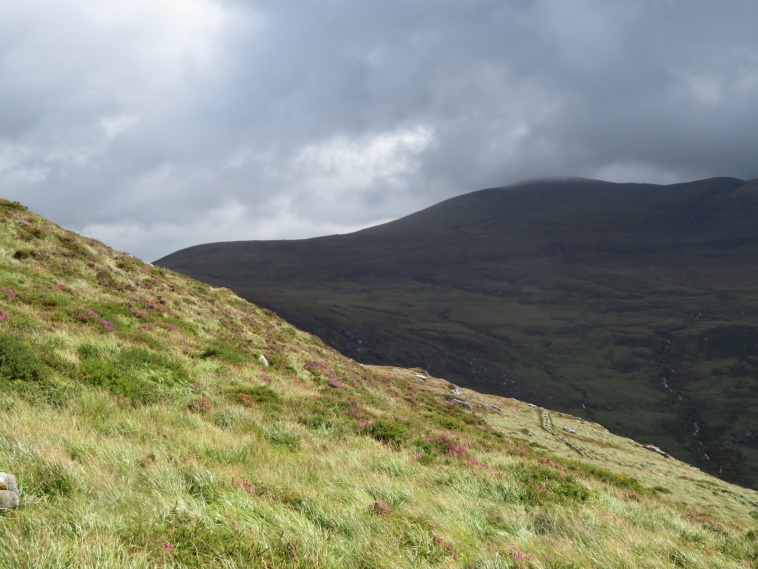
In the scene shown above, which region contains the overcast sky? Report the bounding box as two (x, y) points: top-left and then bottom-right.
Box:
(2, 0), (757, 261)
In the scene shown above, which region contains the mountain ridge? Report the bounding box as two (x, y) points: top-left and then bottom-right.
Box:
(156, 176), (758, 490)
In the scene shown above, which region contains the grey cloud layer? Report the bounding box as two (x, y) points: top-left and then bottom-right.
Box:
(1, 0), (756, 260)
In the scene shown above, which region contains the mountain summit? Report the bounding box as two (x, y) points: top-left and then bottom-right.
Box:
(157, 177), (758, 489)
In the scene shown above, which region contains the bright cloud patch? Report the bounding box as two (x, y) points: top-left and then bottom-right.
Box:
(294, 126), (434, 191)
(100, 114), (141, 140)
(1, 1), (757, 260)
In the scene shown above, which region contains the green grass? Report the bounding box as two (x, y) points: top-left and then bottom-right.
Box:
(0, 332), (48, 384)
(0, 196), (757, 567)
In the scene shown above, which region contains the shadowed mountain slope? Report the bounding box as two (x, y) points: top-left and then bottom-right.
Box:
(157, 177), (758, 489)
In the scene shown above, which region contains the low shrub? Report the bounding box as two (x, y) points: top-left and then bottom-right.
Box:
(568, 461), (645, 493)
(364, 420), (409, 447)
(198, 340), (250, 366)
(57, 235), (88, 257)
(231, 385), (282, 412)
(12, 249), (34, 260)
(0, 199), (28, 211)
(518, 463), (591, 505)
(0, 333), (47, 383)
(77, 343), (188, 404)
(298, 410), (339, 433)
(188, 397), (212, 414)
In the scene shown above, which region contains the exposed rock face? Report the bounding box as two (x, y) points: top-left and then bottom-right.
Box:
(0, 472), (19, 509)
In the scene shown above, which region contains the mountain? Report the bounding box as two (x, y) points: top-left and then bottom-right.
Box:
(2, 198), (757, 566)
(156, 177), (758, 490)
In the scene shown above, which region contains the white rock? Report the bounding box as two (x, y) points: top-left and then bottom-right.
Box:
(259, 354), (269, 367)
(451, 399), (474, 411)
(0, 472), (17, 493)
(644, 444), (671, 458)
(0, 472), (19, 509)
(0, 491), (19, 509)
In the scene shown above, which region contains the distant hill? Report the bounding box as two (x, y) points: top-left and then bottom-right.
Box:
(157, 177), (758, 489)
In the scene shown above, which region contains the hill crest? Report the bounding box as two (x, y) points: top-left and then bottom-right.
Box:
(156, 177), (758, 490)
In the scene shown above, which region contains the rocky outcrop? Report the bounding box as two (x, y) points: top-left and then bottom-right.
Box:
(644, 444), (671, 458)
(451, 398), (474, 411)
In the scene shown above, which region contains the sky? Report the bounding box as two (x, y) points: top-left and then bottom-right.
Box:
(1, 0), (757, 261)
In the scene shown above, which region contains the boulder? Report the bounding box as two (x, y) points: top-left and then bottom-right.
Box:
(643, 444), (671, 458)
(451, 399), (474, 411)
(0, 472), (19, 509)
(0, 490), (19, 509)
(0, 472), (18, 493)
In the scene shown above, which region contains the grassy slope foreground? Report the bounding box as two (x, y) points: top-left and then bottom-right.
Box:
(1, 198), (757, 568)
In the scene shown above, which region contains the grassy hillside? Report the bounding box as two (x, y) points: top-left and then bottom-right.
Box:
(155, 177), (758, 490)
(1, 197), (757, 568)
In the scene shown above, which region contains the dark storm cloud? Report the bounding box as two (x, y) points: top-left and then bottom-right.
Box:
(1, 0), (757, 260)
